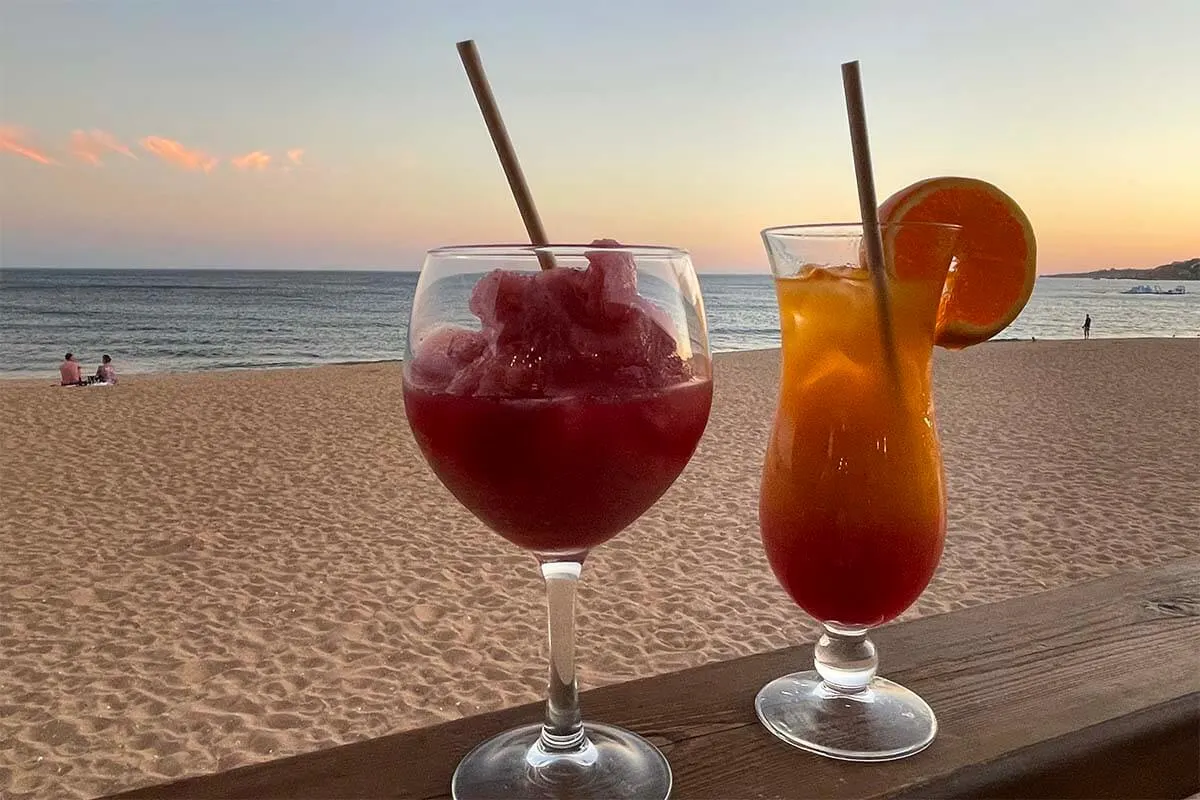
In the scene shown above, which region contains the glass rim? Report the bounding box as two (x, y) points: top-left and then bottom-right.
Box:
(427, 243), (690, 258)
(762, 221), (964, 239)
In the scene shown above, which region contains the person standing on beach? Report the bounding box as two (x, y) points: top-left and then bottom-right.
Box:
(1082, 314), (1092, 339)
(95, 354), (117, 384)
(59, 353), (83, 386)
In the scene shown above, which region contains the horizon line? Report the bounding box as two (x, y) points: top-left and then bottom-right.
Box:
(5, 263), (1192, 275)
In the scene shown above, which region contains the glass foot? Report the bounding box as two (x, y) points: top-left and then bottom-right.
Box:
(451, 722), (672, 800)
(755, 670), (936, 762)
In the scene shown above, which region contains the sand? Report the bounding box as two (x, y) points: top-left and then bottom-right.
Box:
(1, 339), (1198, 798)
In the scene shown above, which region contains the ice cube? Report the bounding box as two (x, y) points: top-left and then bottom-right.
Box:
(582, 239), (639, 321)
(636, 297), (679, 341)
(469, 270), (502, 329)
(409, 325), (487, 390)
(445, 360), (483, 395)
(471, 269), (536, 331)
(472, 342), (557, 397)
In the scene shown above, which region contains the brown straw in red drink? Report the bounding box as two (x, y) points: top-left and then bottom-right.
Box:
(457, 40), (556, 271)
(841, 60), (899, 376)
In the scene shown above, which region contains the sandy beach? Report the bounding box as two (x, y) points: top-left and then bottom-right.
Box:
(1, 339), (1198, 799)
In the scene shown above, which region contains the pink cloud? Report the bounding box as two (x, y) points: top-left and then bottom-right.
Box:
(231, 150), (271, 171)
(140, 135), (219, 172)
(0, 125), (57, 165)
(4, 125), (304, 176)
(70, 129), (137, 166)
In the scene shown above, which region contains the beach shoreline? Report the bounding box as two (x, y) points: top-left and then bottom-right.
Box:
(4, 335), (1197, 385)
(2, 340), (1198, 799)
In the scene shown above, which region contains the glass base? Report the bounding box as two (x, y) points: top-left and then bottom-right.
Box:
(451, 722), (672, 800)
(755, 670), (936, 762)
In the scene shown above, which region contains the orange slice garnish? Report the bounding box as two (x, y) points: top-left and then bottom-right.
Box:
(879, 176), (1037, 349)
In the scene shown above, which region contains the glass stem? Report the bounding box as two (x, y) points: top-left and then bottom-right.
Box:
(814, 622), (878, 694)
(538, 560), (587, 753)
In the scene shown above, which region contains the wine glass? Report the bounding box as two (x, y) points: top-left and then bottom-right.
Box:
(754, 222), (960, 761)
(402, 243), (713, 798)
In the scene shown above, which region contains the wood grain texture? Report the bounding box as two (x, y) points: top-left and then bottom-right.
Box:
(107, 558), (1200, 800)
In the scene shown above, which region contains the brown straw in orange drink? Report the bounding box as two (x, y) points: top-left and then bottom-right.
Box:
(841, 60), (899, 377)
(457, 40), (555, 271)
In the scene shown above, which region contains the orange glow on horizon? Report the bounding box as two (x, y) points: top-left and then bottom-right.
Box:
(4, 120), (1195, 272)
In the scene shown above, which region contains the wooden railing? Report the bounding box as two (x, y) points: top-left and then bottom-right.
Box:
(108, 557), (1200, 799)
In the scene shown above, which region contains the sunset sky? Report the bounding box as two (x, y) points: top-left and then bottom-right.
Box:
(2, 0), (1198, 273)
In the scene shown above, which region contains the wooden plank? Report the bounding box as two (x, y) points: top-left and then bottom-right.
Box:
(106, 557), (1200, 800)
(890, 695), (1199, 799)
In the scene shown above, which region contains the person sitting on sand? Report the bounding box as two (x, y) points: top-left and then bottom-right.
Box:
(95, 354), (117, 384)
(59, 353), (83, 386)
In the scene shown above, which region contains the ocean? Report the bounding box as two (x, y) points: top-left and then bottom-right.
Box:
(1, 268), (1196, 379)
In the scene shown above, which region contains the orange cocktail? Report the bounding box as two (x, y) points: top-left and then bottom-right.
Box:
(754, 177), (1037, 763)
(760, 254), (950, 628)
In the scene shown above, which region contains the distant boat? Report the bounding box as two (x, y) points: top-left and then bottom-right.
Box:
(1122, 284), (1187, 295)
